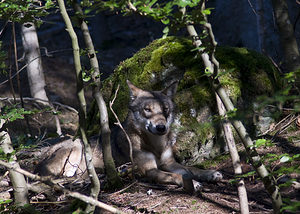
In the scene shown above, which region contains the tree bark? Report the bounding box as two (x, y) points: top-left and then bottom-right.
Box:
(0, 119), (29, 206)
(21, 22), (48, 104)
(57, 0), (100, 213)
(271, 0), (300, 74)
(72, 2), (122, 189)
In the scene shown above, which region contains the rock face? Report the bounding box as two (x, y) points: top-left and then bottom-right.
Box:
(96, 36), (280, 165)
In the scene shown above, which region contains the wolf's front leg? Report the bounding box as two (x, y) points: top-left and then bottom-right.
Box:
(134, 150), (197, 192)
(161, 161), (222, 182)
(134, 150), (183, 185)
(187, 166), (223, 182)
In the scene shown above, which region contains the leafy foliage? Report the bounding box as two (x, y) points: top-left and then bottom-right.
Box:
(0, 0), (54, 26)
(282, 198), (300, 213)
(0, 42), (6, 74)
(0, 105), (32, 122)
(93, 0), (209, 37)
(0, 148), (16, 162)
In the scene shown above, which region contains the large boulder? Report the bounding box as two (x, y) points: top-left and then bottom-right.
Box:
(93, 36), (280, 165)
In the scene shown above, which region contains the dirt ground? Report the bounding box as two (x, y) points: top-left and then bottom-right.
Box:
(0, 58), (300, 213)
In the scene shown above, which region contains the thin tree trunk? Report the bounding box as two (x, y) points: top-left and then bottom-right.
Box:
(271, 0), (300, 74)
(185, 23), (250, 214)
(21, 22), (62, 135)
(180, 5), (249, 211)
(186, 20), (282, 214)
(256, 0), (267, 54)
(21, 22), (48, 104)
(0, 119), (29, 206)
(72, 2), (122, 188)
(216, 95), (249, 214)
(57, 0), (100, 213)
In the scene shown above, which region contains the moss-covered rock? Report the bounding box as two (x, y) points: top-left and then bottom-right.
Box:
(92, 36), (280, 165)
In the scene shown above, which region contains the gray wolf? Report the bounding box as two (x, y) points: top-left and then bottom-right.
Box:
(35, 81), (222, 191)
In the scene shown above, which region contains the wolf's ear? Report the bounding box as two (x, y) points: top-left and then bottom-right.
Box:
(127, 80), (144, 101)
(161, 81), (178, 97)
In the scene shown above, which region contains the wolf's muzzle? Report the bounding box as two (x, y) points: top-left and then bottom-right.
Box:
(147, 122), (167, 135)
(156, 124), (166, 134)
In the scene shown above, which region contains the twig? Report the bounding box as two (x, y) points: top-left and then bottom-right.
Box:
(0, 20), (9, 37)
(0, 97), (78, 113)
(0, 49), (72, 87)
(277, 114), (298, 135)
(59, 148), (74, 176)
(272, 113), (293, 131)
(8, 31), (16, 103)
(109, 181), (138, 195)
(0, 159), (125, 214)
(150, 201), (162, 209)
(13, 22), (32, 136)
(127, 1), (145, 15)
(109, 84), (134, 165)
(30, 201), (68, 204)
(247, 0), (258, 16)
(266, 55), (282, 74)
(0, 171), (9, 182)
(272, 113), (298, 137)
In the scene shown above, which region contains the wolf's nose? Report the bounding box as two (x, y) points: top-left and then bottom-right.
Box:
(156, 125), (166, 133)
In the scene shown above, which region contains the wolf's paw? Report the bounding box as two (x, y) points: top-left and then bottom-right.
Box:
(192, 180), (203, 192)
(209, 170), (223, 181)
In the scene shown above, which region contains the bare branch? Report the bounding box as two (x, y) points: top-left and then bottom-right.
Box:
(0, 48), (72, 87)
(109, 84), (134, 165)
(0, 97), (78, 113)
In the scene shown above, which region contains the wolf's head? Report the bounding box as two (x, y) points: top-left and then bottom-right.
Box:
(127, 80), (178, 136)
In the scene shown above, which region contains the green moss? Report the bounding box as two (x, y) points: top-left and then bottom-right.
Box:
(218, 69), (242, 103)
(100, 37), (199, 125)
(143, 46), (165, 75)
(174, 84), (213, 115)
(216, 46), (279, 103)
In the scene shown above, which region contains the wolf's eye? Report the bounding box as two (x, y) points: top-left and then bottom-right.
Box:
(144, 107), (151, 112)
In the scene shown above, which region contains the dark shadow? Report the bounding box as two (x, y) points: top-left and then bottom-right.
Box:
(264, 134), (300, 155)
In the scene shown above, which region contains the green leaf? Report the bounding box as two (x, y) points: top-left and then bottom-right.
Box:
(280, 155), (290, 163)
(191, 46), (206, 52)
(162, 26), (169, 38)
(161, 18), (170, 25)
(202, 8), (212, 15)
(281, 200), (300, 213)
(214, 68), (235, 79)
(292, 154), (300, 160)
(0, 199), (13, 205)
(255, 139), (267, 147)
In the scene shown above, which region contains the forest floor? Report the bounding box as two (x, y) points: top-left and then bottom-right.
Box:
(0, 58), (300, 213)
(1, 142), (299, 214)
